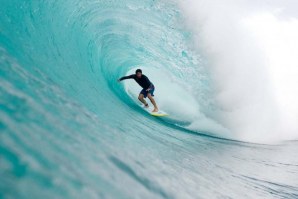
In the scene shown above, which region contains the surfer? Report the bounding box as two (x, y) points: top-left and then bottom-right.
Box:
(118, 69), (159, 112)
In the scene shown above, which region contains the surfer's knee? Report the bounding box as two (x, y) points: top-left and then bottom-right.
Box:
(138, 94), (144, 100)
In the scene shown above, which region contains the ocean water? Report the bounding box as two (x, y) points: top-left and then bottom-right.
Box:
(1, 0), (298, 198)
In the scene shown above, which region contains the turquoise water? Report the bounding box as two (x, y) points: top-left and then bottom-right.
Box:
(1, 0), (298, 198)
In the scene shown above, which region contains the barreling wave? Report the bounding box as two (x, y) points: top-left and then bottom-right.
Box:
(2, 0), (298, 144)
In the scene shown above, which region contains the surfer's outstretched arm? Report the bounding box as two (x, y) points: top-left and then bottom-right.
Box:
(118, 75), (134, 82)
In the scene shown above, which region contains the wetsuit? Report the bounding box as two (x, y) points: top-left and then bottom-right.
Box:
(119, 74), (155, 98)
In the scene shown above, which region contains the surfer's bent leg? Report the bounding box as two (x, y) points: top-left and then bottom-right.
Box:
(138, 94), (148, 107)
(147, 93), (158, 112)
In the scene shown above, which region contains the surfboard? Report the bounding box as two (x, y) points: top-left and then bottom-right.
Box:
(150, 111), (168, 117)
(140, 104), (169, 117)
(141, 105), (168, 117)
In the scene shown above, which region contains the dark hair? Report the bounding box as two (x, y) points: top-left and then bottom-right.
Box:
(135, 69), (142, 74)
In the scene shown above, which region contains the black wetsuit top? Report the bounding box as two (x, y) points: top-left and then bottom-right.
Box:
(119, 74), (153, 89)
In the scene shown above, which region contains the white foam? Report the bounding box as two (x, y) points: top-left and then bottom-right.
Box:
(177, 0), (298, 143)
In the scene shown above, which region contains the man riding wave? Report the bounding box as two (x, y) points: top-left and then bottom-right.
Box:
(118, 69), (159, 112)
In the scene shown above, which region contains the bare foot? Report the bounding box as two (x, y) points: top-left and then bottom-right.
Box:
(144, 104), (149, 108)
(152, 108), (159, 112)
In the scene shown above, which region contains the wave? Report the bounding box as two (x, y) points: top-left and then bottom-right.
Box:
(1, 0), (297, 146)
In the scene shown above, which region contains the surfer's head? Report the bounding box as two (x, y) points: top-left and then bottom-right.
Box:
(135, 69), (142, 78)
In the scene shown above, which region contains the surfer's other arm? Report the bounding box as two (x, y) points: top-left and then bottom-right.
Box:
(118, 75), (134, 82)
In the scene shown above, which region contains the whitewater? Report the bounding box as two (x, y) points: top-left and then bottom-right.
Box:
(1, 0), (298, 198)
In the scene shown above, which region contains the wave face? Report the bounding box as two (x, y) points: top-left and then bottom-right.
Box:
(1, 0), (298, 198)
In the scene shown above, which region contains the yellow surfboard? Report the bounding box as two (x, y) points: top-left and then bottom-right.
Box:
(141, 104), (168, 117)
(150, 111), (168, 117)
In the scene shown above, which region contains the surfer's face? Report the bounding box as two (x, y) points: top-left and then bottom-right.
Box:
(136, 72), (142, 78)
